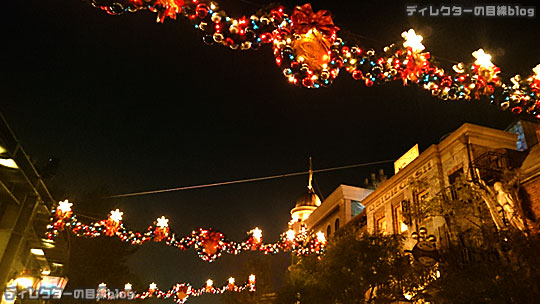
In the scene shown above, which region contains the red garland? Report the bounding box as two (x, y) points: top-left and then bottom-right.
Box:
(291, 3), (339, 38)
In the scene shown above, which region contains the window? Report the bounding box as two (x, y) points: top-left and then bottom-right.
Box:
(375, 215), (386, 234)
(334, 218), (340, 231)
(393, 203), (408, 233)
(327, 225), (331, 237)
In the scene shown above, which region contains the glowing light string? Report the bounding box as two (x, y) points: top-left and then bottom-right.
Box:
(47, 201), (327, 262)
(96, 275), (256, 303)
(80, 0), (539, 118)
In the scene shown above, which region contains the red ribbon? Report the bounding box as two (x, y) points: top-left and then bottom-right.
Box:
(291, 3), (339, 37)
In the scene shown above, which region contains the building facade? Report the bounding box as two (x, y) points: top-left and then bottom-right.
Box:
(519, 124), (540, 233)
(358, 123), (523, 247)
(0, 114), (69, 303)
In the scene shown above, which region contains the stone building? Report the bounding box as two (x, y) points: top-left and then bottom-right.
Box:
(519, 123), (540, 232)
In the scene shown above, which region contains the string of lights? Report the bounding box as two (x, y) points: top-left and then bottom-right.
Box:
(47, 200), (327, 262)
(96, 275), (256, 303)
(75, 0), (539, 118)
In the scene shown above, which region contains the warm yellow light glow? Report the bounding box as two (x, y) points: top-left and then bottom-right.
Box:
(0, 145), (6, 154)
(41, 269), (51, 275)
(57, 200), (72, 213)
(31, 248), (45, 256)
(298, 56), (305, 62)
(533, 64), (540, 80)
(156, 216), (169, 228)
(349, 58), (357, 65)
(109, 209), (123, 222)
(98, 282), (107, 289)
(285, 229), (295, 242)
(251, 227), (262, 242)
(228, 277), (235, 285)
(472, 49), (494, 68)
(15, 277), (35, 289)
(316, 231), (326, 243)
(149, 282), (157, 290)
(206, 279), (213, 287)
(0, 158), (18, 169)
(248, 274), (256, 284)
(401, 29), (425, 53)
(124, 283), (132, 290)
(209, 2), (217, 10)
(400, 222), (408, 232)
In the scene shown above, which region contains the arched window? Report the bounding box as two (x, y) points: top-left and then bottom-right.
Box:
(326, 225), (331, 237)
(335, 218), (340, 231)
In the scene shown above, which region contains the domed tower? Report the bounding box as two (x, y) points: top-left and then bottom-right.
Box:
(289, 158), (321, 232)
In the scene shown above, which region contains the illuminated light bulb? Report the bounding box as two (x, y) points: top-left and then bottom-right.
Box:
(298, 56), (304, 62)
(228, 277), (235, 285)
(286, 38), (291, 44)
(401, 29), (425, 53)
(472, 49), (494, 68)
(156, 216), (169, 228)
(322, 54), (329, 61)
(248, 274), (256, 284)
(288, 76), (295, 83)
(533, 64), (540, 80)
(206, 279), (213, 288)
(209, 2), (217, 10)
(251, 227), (262, 243)
(285, 229), (295, 242)
(316, 231), (326, 243)
(149, 282), (157, 290)
(57, 200), (72, 213)
(124, 283), (132, 290)
(109, 209), (123, 222)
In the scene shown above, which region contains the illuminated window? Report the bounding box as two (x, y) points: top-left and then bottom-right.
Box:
(376, 216), (386, 234)
(393, 203), (408, 233)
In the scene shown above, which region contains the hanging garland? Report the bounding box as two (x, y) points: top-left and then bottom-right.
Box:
(77, 0), (539, 118)
(96, 275), (255, 303)
(47, 200), (327, 262)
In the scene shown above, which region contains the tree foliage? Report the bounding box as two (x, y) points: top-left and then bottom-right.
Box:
(276, 228), (432, 304)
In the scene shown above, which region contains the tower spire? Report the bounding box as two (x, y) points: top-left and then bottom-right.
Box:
(308, 157), (313, 191)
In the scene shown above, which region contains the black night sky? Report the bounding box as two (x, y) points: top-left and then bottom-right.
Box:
(2, 0), (540, 302)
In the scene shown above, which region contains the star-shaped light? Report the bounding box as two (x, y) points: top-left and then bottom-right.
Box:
(109, 209), (123, 223)
(228, 277), (235, 285)
(251, 227), (262, 243)
(206, 279), (213, 288)
(402, 29), (425, 53)
(285, 229), (296, 242)
(57, 200), (72, 213)
(149, 282), (157, 290)
(472, 49), (494, 68)
(316, 231), (326, 244)
(124, 283), (132, 290)
(156, 216), (169, 228)
(533, 64), (540, 81)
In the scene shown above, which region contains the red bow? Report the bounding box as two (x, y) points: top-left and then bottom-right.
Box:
(292, 3), (339, 37)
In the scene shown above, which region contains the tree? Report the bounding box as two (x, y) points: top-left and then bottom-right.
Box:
(411, 174), (540, 303)
(276, 228), (433, 304)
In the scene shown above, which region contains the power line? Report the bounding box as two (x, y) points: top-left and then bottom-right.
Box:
(105, 159), (394, 199)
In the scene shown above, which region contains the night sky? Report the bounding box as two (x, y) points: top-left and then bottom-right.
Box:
(2, 0), (540, 302)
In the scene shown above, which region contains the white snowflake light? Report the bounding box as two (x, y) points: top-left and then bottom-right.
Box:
(402, 29), (425, 53)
